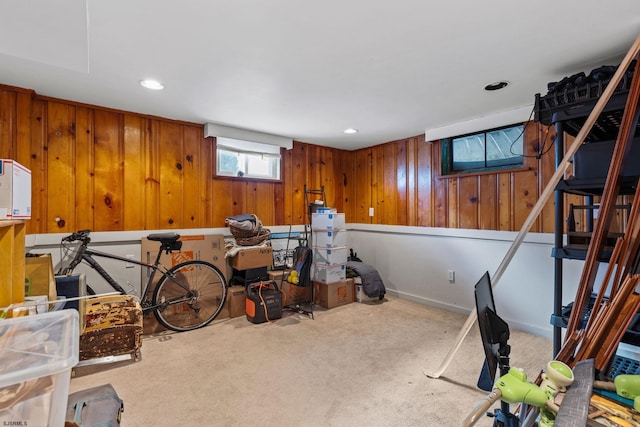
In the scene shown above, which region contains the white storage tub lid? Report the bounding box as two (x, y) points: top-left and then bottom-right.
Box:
(0, 309), (79, 387)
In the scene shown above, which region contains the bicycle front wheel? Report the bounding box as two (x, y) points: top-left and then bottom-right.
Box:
(152, 260), (227, 332)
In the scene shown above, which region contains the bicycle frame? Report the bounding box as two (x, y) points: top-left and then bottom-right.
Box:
(58, 229), (229, 332)
(65, 243), (177, 313)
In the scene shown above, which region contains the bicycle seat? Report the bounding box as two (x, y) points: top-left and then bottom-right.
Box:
(147, 233), (180, 244)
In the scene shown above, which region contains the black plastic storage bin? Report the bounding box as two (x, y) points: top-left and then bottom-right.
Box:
(573, 137), (640, 180)
(231, 266), (269, 287)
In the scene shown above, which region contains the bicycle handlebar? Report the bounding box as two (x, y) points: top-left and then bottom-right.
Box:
(61, 229), (92, 243)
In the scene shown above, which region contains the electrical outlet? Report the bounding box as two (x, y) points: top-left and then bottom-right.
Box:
(369, 207), (374, 217)
(125, 254), (135, 268)
(447, 270), (455, 282)
(126, 281), (138, 295)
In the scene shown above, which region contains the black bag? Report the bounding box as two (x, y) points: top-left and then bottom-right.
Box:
(289, 245), (312, 287)
(66, 383), (123, 427)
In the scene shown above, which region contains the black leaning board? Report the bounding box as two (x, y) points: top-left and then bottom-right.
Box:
(55, 275), (84, 311)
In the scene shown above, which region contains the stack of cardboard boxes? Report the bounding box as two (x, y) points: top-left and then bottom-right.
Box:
(228, 245), (274, 321)
(228, 246), (272, 287)
(267, 269), (311, 307)
(311, 212), (353, 308)
(141, 237), (280, 333)
(140, 234), (249, 334)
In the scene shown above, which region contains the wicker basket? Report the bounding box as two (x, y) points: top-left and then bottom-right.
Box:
(235, 228), (271, 246)
(228, 214), (262, 239)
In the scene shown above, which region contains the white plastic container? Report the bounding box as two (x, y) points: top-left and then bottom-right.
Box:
(313, 262), (347, 283)
(354, 282), (367, 302)
(313, 246), (348, 265)
(0, 309), (79, 426)
(353, 277), (375, 303)
(311, 213), (345, 230)
(312, 229), (348, 248)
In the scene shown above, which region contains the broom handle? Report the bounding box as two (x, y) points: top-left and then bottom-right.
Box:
(425, 35), (640, 379)
(461, 389), (502, 427)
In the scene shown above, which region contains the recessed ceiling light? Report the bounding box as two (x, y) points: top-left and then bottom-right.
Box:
(140, 79), (164, 90)
(484, 81), (509, 91)
(344, 128), (359, 134)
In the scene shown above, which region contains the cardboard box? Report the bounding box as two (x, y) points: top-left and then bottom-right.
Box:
(311, 213), (345, 230)
(269, 270), (311, 305)
(279, 279), (311, 306)
(313, 262), (346, 283)
(142, 306), (229, 335)
(313, 279), (353, 309)
(13, 306), (36, 317)
(140, 233), (228, 335)
(141, 233), (227, 333)
(25, 253), (58, 304)
(267, 269), (289, 282)
(141, 234), (227, 287)
(4, 304), (37, 318)
(228, 246), (273, 270)
(143, 297), (230, 335)
(142, 275), (229, 335)
(312, 229), (348, 248)
(225, 285), (247, 318)
(0, 159), (31, 219)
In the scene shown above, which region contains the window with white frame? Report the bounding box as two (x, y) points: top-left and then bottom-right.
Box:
(216, 137), (281, 180)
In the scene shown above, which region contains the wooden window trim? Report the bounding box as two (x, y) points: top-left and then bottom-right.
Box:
(438, 165), (532, 180)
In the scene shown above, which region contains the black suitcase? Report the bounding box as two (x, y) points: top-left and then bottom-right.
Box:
(66, 383), (123, 427)
(245, 281), (283, 323)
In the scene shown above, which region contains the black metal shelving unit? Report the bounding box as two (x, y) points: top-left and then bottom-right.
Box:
(534, 62), (640, 356)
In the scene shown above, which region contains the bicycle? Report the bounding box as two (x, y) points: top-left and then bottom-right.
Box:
(57, 230), (228, 332)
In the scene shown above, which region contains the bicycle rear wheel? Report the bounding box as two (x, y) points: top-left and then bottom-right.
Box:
(152, 260), (227, 332)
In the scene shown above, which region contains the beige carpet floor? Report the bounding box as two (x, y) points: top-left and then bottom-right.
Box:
(69, 296), (552, 427)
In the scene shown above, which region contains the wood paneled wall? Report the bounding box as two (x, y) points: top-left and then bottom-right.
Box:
(0, 85), (351, 234)
(3, 83), (617, 236)
(346, 123), (558, 232)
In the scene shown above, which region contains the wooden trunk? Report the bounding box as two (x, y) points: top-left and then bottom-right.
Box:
(79, 295), (143, 361)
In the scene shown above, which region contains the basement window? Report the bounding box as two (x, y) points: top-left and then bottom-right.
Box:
(442, 124), (524, 175)
(216, 137), (281, 180)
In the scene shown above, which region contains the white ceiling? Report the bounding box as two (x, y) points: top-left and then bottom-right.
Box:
(0, 0), (638, 150)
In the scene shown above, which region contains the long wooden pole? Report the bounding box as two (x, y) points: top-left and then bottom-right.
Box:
(582, 237), (622, 333)
(565, 54), (640, 337)
(424, 35), (640, 379)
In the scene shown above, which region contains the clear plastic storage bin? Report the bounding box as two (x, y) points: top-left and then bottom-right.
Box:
(0, 309), (79, 426)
